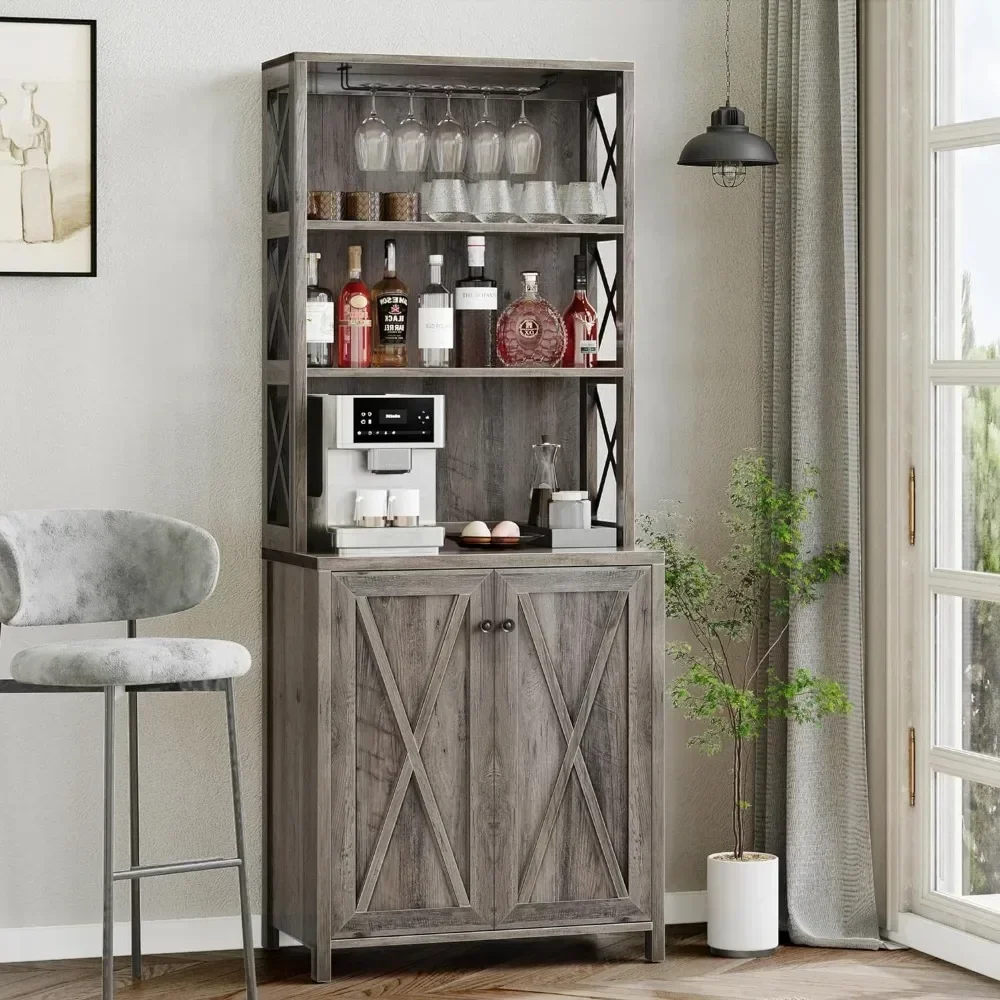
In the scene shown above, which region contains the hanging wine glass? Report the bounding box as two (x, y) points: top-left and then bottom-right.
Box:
(431, 90), (468, 175)
(505, 90), (542, 177)
(469, 92), (504, 177)
(392, 88), (430, 172)
(354, 90), (391, 172)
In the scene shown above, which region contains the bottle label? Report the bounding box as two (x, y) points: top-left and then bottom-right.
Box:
(418, 306), (454, 349)
(455, 286), (498, 310)
(306, 301), (334, 343)
(376, 293), (408, 345)
(579, 340), (598, 354)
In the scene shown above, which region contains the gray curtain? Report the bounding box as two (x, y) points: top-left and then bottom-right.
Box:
(754, 0), (881, 948)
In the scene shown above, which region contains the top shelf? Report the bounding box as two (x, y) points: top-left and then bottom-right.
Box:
(265, 214), (622, 239)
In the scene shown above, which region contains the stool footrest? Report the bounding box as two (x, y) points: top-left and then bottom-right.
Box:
(113, 857), (242, 881)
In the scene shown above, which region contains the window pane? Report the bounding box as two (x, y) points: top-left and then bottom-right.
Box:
(935, 146), (1000, 359)
(937, 0), (1000, 125)
(935, 385), (1000, 571)
(936, 595), (1000, 759)
(936, 773), (1000, 907)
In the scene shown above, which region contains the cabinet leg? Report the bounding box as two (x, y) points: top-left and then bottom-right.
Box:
(310, 944), (332, 983)
(645, 925), (666, 962)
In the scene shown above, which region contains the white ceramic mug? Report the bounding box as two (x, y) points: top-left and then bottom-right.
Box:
(354, 489), (388, 527)
(387, 488), (421, 527)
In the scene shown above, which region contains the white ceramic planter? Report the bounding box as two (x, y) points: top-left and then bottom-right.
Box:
(706, 851), (779, 957)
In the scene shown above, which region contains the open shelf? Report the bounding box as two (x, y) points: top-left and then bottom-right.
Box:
(266, 214), (622, 239)
(305, 366), (625, 381)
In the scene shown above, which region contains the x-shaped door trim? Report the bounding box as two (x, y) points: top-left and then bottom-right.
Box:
(355, 595), (472, 912)
(517, 589), (630, 904)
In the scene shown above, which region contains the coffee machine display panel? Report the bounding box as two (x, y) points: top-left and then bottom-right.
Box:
(336, 395), (444, 449)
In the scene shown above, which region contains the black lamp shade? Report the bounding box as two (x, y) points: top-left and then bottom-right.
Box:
(678, 105), (777, 167)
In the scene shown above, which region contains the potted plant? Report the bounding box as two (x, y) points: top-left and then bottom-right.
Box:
(638, 454), (852, 957)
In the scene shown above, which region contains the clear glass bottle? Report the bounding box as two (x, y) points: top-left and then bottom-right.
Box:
(418, 253), (453, 368)
(337, 245), (372, 368)
(496, 271), (566, 368)
(455, 235), (497, 367)
(372, 239), (408, 367)
(528, 435), (561, 526)
(562, 253), (599, 368)
(305, 251), (335, 368)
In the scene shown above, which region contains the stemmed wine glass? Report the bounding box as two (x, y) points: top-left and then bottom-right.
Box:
(354, 90), (391, 172)
(392, 88), (430, 172)
(430, 90), (468, 175)
(505, 90), (542, 176)
(469, 92), (504, 176)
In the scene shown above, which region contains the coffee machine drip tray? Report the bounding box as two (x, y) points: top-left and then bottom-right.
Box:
(331, 525), (445, 557)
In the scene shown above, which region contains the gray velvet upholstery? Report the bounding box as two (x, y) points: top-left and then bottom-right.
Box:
(0, 510), (219, 626)
(10, 637), (250, 687)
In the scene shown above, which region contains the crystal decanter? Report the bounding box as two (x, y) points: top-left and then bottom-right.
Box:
(496, 271), (566, 368)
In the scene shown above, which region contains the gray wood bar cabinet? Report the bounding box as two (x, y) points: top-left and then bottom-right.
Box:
(260, 52), (664, 982)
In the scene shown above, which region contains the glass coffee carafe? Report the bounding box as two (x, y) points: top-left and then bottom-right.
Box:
(528, 435), (561, 527)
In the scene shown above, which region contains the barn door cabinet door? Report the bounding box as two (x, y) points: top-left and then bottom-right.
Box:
(493, 567), (655, 928)
(330, 570), (494, 938)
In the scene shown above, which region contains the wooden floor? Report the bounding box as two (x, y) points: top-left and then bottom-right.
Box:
(4, 929), (999, 1000)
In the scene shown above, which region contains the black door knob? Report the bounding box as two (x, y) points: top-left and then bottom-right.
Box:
(500, 618), (516, 633)
(479, 619), (494, 633)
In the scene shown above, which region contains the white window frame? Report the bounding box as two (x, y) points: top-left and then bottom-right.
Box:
(871, 0), (1000, 966)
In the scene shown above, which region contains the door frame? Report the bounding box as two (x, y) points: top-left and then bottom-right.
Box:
(867, 0), (1000, 961)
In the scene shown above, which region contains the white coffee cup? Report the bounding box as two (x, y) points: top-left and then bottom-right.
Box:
(387, 488), (421, 527)
(354, 489), (388, 527)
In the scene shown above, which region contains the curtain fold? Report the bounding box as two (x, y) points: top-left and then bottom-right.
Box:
(755, 0), (880, 949)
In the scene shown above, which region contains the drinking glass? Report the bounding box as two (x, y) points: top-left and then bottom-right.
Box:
(425, 178), (472, 221)
(560, 181), (608, 224)
(354, 90), (391, 172)
(431, 91), (468, 175)
(471, 179), (517, 222)
(518, 180), (561, 223)
(505, 92), (542, 176)
(392, 90), (430, 172)
(469, 94), (504, 177)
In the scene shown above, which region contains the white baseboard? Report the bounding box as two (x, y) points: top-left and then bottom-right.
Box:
(664, 890), (707, 924)
(2, 895), (706, 964)
(0, 916), (299, 964)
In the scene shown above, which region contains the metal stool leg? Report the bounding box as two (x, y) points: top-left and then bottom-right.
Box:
(225, 679), (258, 1000)
(102, 686), (118, 1000)
(127, 688), (141, 980)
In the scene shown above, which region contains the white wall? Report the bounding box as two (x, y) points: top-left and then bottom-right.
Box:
(0, 0), (762, 935)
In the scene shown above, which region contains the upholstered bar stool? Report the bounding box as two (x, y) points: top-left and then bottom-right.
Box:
(0, 510), (257, 1000)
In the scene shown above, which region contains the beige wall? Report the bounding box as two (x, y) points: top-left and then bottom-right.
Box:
(0, 0), (763, 932)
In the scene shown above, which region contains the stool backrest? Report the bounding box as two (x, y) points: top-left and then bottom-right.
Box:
(0, 510), (220, 626)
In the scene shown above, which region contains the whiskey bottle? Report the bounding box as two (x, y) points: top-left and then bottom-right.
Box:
(454, 235), (497, 367)
(418, 254), (453, 368)
(337, 245), (372, 368)
(305, 251), (335, 368)
(562, 253), (598, 368)
(372, 239), (408, 367)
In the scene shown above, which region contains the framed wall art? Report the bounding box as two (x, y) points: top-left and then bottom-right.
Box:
(0, 17), (96, 276)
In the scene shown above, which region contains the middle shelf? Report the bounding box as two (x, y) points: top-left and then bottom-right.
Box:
(265, 361), (625, 383)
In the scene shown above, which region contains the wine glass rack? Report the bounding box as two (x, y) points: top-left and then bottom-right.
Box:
(261, 52), (635, 554)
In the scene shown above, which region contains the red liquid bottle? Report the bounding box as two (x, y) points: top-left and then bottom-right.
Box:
(337, 244), (372, 368)
(562, 253), (598, 368)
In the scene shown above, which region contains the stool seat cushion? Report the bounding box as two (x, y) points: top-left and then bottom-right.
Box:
(10, 637), (251, 687)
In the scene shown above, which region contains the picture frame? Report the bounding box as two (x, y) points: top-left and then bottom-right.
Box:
(0, 17), (96, 277)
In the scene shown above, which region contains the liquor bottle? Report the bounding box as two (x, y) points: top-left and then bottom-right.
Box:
(337, 244), (372, 368)
(496, 271), (566, 367)
(418, 253), (453, 368)
(305, 251), (335, 368)
(372, 239), (408, 367)
(562, 253), (599, 368)
(454, 235), (497, 367)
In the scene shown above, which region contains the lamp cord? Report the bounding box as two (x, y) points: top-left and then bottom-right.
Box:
(725, 0), (732, 106)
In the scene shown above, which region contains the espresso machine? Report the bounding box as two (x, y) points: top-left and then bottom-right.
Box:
(306, 393), (446, 555)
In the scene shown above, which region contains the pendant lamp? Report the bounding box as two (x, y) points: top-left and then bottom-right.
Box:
(678, 0), (777, 188)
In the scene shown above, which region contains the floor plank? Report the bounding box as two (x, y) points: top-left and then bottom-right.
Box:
(1, 932), (997, 1000)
